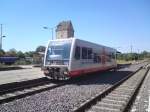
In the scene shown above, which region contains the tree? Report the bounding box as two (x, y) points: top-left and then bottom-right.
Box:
(17, 51), (25, 59)
(36, 46), (46, 53)
(5, 48), (17, 57)
(24, 51), (34, 57)
(0, 49), (5, 56)
(141, 51), (150, 58)
(117, 51), (150, 61)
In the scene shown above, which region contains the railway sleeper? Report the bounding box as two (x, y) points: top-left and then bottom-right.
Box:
(122, 79), (143, 86)
(99, 98), (127, 106)
(111, 89), (134, 97)
(115, 87), (136, 91)
(105, 95), (129, 102)
(117, 85), (138, 90)
(111, 91), (132, 96)
(122, 80), (143, 86)
(89, 106), (121, 112)
(96, 102), (123, 110)
(109, 93), (131, 98)
(106, 94), (130, 100)
(88, 96), (129, 112)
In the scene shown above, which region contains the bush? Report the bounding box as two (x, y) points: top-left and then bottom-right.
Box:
(15, 59), (32, 65)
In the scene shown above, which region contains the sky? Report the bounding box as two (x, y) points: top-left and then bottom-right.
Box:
(0, 0), (150, 53)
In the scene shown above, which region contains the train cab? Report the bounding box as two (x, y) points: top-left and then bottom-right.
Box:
(43, 38), (73, 80)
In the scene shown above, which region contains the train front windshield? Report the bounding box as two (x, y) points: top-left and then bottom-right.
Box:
(45, 40), (72, 65)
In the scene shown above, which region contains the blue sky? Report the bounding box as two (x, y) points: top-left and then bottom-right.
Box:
(0, 0), (150, 53)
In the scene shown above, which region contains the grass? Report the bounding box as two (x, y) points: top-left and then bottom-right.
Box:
(0, 63), (19, 68)
(117, 60), (133, 64)
(0, 63), (23, 71)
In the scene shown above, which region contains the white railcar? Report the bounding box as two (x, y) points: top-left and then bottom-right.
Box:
(43, 38), (117, 80)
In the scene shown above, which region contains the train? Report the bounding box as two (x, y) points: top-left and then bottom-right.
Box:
(0, 57), (18, 65)
(43, 38), (117, 80)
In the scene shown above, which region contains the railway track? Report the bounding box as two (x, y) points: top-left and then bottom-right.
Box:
(73, 65), (150, 112)
(0, 77), (66, 104)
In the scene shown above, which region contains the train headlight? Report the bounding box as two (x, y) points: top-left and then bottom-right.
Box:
(63, 68), (68, 75)
(63, 71), (68, 75)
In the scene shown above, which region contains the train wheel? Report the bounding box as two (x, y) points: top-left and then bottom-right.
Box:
(113, 68), (117, 71)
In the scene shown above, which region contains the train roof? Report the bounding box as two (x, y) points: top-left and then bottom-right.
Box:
(48, 38), (116, 51)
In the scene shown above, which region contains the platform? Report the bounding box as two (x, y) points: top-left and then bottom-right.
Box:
(0, 66), (45, 85)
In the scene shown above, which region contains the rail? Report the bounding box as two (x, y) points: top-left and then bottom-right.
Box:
(0, 78), (66, 104)
(73, 65), (149, 112)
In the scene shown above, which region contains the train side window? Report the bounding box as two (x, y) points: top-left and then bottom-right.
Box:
(88, 48), (92, 59)
(112, 53), (115, 59)
(97, 56), (101, 63)
(82, 47), (88, 59)
(93, 53), (97, 62)
(107, 54), (111, 62)
(93, 53), (101, 63)
(75, 46), (80, 60)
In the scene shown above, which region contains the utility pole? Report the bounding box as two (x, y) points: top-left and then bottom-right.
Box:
(130, 45), (133, 60)
(51, 28), (53, 40)
(138, 49), (140, 60)
(0, 24), (6, 50)
(130, 45), (133, 54)
(0, 24), (3, 50)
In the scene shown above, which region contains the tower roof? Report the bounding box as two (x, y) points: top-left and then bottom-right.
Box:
(56, 21), (74, 32)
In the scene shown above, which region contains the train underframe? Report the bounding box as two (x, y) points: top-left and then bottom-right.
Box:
(43, 66), (70, 80)
(43, 65), (117, 80)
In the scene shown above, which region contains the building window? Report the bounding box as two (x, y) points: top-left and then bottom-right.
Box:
(75, 46), (80, 60)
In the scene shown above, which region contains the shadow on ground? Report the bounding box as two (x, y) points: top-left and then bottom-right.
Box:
(66, 70), (133, 86)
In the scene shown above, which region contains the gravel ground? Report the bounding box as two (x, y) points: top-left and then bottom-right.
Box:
(0, 63), (147, 112)
(130, 65), (150, 112)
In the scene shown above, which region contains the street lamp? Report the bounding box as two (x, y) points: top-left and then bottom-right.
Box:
(43, 26), (56, 40)
(0, 24), (6, 50)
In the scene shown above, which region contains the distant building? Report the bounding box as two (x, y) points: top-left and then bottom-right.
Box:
(56, 21), (74, 39)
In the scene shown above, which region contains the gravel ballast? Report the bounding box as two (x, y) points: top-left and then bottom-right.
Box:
(130, 64), (150, 112)
(0, 63), (147, 112)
